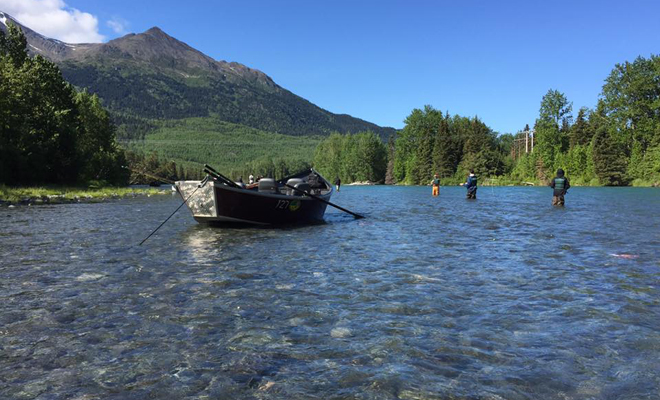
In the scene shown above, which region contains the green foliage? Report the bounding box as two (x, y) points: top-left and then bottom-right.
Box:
(393, 106), (442, 184)
(385, 136), (396, 184)
(125, 117), (321, 181)
(592, 126), (628, 186)
(313, 131), (387, 183)
(0, 24), (127, 186)
(75, 91), (129, 184)
(393, 106), (507, 185)
(0, 23), (27, 67)
(538, 89), (573, 128)
(0, 183), (164, 203)
(432, 112), (460, 178)
(601, 55), (660, 150)
(510, 55), (660, 186)
(570, 107), (593, 147)
(563, 143), (595, 185)
(511, 152), (538, 183)
(534, 89), (572, 175)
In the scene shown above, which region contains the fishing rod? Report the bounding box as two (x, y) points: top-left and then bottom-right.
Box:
(139, 175), (210, 246)
(123, 166), (175, 185)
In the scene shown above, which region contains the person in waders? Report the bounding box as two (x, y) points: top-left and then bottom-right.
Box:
(431, 174), (440, 197)
(463, 169), (477, 199)
(334, 177), (341, 192)
(550, 168), (570, 206)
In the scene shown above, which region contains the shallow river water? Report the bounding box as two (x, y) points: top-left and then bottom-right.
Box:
(1, 186), (660, 399)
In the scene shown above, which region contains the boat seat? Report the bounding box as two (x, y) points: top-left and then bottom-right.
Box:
(258, 178), (278, 194)
(291, 182), (310, 196)
(286, 178), (303, 196)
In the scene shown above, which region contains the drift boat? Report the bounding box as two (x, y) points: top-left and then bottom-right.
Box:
(175, 168), (334, 225)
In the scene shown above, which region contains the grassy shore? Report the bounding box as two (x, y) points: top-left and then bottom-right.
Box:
(0, 185), (170, 206)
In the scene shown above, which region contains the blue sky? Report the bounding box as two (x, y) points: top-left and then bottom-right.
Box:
(2, 0), (659, 134)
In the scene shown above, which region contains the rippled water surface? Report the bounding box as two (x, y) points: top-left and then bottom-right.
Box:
(2, 186), (660, 399)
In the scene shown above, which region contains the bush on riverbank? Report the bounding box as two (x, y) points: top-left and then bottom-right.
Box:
(0, 184), (166, 205)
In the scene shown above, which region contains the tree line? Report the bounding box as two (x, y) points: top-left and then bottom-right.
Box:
(313, 132), (387, 184)
(513, 55), (660, 186)
(0, 23), (128, 186)
(315, 54), (660, 187)
(313, 113), (510, 185)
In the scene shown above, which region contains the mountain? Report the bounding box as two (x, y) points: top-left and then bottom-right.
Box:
(0, 11), (396, 140)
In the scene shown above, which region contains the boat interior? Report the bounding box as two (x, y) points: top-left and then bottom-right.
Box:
(233, 170), (332, 196)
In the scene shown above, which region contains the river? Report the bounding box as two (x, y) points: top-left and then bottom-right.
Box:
(1, 186), (659, 399)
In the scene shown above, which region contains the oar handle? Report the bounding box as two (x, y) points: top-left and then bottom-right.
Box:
(284, 183), (364, 219)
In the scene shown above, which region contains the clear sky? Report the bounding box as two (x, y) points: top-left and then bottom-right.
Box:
(2, 0), (659, 134)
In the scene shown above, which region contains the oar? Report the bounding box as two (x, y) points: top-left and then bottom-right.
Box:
(203, 168), (235, 187)
(204, 164), (241, 188)
(284, 183), (364, 219)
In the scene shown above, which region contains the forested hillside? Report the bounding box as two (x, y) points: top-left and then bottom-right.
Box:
(60, 58), (393, 141)
(126, 117), (321, 181)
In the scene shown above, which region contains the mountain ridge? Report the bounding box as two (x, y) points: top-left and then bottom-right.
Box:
(1, 11), (396, 140)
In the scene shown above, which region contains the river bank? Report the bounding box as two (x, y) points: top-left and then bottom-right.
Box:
(0, 185), (170, 206)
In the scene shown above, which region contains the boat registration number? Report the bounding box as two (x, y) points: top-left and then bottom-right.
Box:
(276, 200), (301, 211)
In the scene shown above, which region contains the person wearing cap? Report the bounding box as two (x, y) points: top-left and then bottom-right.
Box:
(462, 169), (478, 199)
(550, 168), (570, 206)
(430, 174), (440, 197)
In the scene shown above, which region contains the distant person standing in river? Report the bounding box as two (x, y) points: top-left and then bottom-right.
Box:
(550, 168), (570, 206)
(462, 169), (478, 199)
(431, 174), (440, 197)
(334, 177), (341, 192)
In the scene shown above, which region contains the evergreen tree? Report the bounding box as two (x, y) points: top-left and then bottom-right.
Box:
(534, 89), (573, 175)
(570, 107), (592, 147)
(592, 126), (628, 185)
(0, 23), (28, 68)
(460, 117), (499, 176)
(385, 135), (396, 184)
(412, 128), (434, 184)
(395, 106), (442, 184)
(432, 114), (456, 178)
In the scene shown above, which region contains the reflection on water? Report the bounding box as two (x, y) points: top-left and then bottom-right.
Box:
(1, 187), (660, 399)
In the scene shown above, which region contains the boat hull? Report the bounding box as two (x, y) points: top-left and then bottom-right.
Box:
(208, 185), (329, 225)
